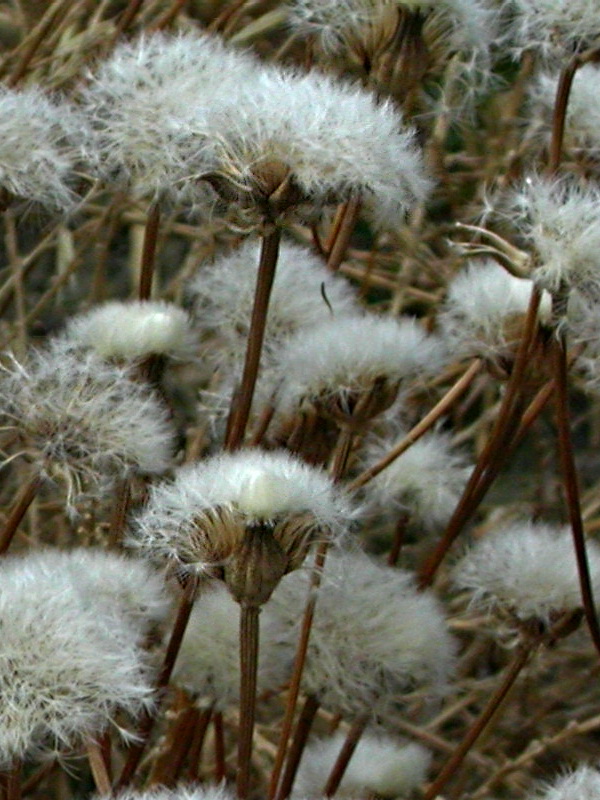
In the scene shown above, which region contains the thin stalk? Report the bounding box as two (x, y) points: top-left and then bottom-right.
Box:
(148, 704), (199, 787)
(268, 544), (328, 800)
(214, 711), (226, 782)
(138, 202), (160, 300)
(111, 0), (144, 41)
(326, 195), (361, 272)
(329, 427), (355, 483)
(548, 57), (581, 175)
(553, 332), (600, 658)
(108, 478), (131, 545)
(237, 604), (261, 800)
(226, 227), (281, 450)
(323, 716), (369, 797)
(418, 288), (542, 588)
(86, 738), (112, 796)
(275, 694), (320, 800)
(0, 473), (42, 555)
(422, 644), (533, 800)
(185, 706), (213, 781)
(349, 359), (482, 491)
(387, 512), (411, 566)
(151, 0), (187, 30)
(116, 576), (199, 788)
(3, 762), (21, 800)
(6, 0), (67, 85)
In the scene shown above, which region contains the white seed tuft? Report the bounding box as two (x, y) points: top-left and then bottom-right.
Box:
(529, 764), (600, 800)
(454, 521), (600, 624)
(269, 549), (456, 718)
(293, 730), (431, 798)
(62, 300), (197, 361)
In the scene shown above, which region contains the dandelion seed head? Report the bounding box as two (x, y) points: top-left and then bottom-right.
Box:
(270, 550), (455, 718)
(294, 731), (431, 798)
(0, 552), (155, 766)
(363, 427), (471, 529)
(438, 260), (552, 361)
(454, 521), (600, 624)
(505, 0), (600, 62)
(275, 315), (444, 417)
(0, 344), (175, 511)
(96, 784), (235, 800)
(0, 85), (81, 210)
(530, 764), (600, 800)
(62, 300), (197, 362)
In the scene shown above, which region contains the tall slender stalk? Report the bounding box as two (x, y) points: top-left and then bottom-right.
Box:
(138, 201), (160, 300)
(237, 604), (261, 800)
(275, 695), (320, 800)
(323, 716), (369, 797)
(0, 473), (42, 555)
(226, 227), (281, 451)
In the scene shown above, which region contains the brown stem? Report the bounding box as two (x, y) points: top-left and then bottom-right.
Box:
(214, 711), (226, 782)
(208, 0), (249, 32)
(148, 703), (199, 787)
(388, 512), (411, 566)
(3, 762), (21, 800)
(324, 717), (369, 797)
(326, 196), (361, 272)
(0, 473), (42, 555)
(553, 331), (600, 658)
(86, 738), (112, 796)
(112, 0), (144, 42)
(185, 706), (213, 781)
(226, 227), (281, 451)
(109, 478), (132, 545)
(329, 427), (355, 483)
(423, 645), (533, 800)
(275, 695), (320, 800)
(151, 0), (188, 30)
(116, 576), (198, 788)
(139, 202), (160, 301)
(6, 0), (67, 86)
(349, 359), (482, 491)
(418, 288), (542, 588)
(237, 604), (261, 800)
(268, 544), (328, 800)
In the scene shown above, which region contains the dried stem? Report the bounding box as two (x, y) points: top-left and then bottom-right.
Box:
(349, 359), (482, 491)
(0, 473), (42, 555)
(323, 716), (369, 797)
(419, 288), (542, 588)
(214, 711), (227, 782)
(226, 227), (281, 450)
(552, 328), (600, 658)
(275, 694), (320, 800)
(422, 644), (533, 800)
(86, 738), (112, 797)
(326, 195), (361, 272)
(185, 706), (213, 781)
(387, 511), (411, 566)
(139, 201), (161, 300)
(237, 604), (261, 800)
(116, 576), (199, 789)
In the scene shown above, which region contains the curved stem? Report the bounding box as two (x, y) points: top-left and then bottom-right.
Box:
(226, 227), (281, 451)
(237, 604), (261, 800)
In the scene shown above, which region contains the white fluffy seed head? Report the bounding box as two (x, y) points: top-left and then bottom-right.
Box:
(0, 343), (175, 511)
(95, 785), (236, 800)
(269, 549), (455, 718)
(188, 238), (359, 372)
(293, 730), (431, 798)
(62, 301), (197, 361)
(173, 583), (292, 709)
(0, 85), (81, 210)
(504, 0), (600, 62)
(275, 315), (444, 416)
(507, 176), (600, 299)
(530, 764), (600, 800)
(454, 521), (600, 624)
(0, 552), (156, 767)
(79, 31), (258, 200)
(528, 66), (600, 158)
(363, 428), (471, 529)
(129, 449), (352, 597)
(4, 548), (170, 638)
(438, 260), (552, 361)
(203, 65), (430, 228)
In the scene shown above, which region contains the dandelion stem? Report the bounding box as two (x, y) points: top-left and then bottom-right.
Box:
(185, 706), (213, 781)
(237, 603), (261, 800)
(422, 644), (533, 800)
(214, 711), (226, 782)
(275, 694), (320, 800)
(226, 227), (281, 450)
(139, 201), (160, 300)
(268, 543), (328, 800)
(116, 576), (198, 788)
(419, 287), (542, 588)
(552, 325), (600, 659)
(86, 738), (112, 797)
(349, 359), (482, 491)
(0, 473), (42, 555)
(323, 716), (369, 797)
(388, 511), (411, 566)
(326, 195), (361, 272)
